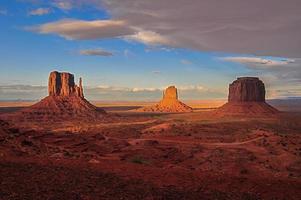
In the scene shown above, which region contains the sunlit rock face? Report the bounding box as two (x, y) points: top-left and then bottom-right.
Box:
(48, 71), (83, 98)
(138, 86), (192, 113)
(228, 77), (265, 102)
(216, 77), (278, 116)
(163, 86), (178, 100)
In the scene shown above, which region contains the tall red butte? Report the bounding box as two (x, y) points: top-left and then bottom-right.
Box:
(16, 71), (106, 121)
(216, 77), (278, 116)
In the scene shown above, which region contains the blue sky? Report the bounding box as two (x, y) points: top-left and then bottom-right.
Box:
(0, 0), (300, 100)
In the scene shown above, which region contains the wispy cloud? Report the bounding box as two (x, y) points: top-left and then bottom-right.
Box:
(220, 56), (295, 67)
(31, 19), (135, 40)
(79, 49), (113, 56)
(126, 30), (172, 46)
(180, 59), (192, 65)
(152, 70), (161, 74)
(29, 8), (51, 16)
(53, 1), (73, 10)
(0, 9), (7, 15)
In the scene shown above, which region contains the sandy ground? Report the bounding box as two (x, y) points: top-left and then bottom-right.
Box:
(0, 104), (301, 199)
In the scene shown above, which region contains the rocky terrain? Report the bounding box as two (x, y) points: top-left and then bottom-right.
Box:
(216, 77), (279, 116)
(0, 75), (300, 200)
(138, 86), (193, 112)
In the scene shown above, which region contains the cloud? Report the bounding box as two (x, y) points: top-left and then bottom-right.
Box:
(0, 84), (225, 101)
(100, 0), (301, 58)
(0, 9), (7, 15)
(126, 30), (172, 46)
(180, 59), (192, 65)
(53, 1), (73, 10)
(0, 85), (47, 100)
(152, 70), (161, 74)
(221, 56), (295, 67)
(79, 49), (113, 56)
(32, 19), (135, 40)
(29, 8), (51, 16)
(29, 0), (301, 57)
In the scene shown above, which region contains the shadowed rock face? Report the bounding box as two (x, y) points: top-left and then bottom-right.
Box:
(229, 77), (265, 102)
(48, 71), (83, 98)
(216, 77), (278, 116)
(138, 86), (192, 112)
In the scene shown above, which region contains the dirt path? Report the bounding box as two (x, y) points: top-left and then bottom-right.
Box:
(127, 136), (265, 147)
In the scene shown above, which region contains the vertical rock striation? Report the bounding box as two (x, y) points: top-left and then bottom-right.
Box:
(48, 71), (83, 98)
(216, 77), (278, 116)
(15, 71), (106, 122)
(228, 77), (265, 102)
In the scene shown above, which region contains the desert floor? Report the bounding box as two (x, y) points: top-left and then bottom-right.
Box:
(0, 102), (301, 200)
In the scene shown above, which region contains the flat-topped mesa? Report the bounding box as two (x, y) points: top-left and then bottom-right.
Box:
(228, 77), (265, 102)
(215, 77), (278, 116)
(48, 71), (84, 98)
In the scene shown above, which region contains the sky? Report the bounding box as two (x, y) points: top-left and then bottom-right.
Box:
(0, 0), (300, 101)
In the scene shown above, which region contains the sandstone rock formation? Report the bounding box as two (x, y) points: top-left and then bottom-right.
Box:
(48, 71), (84, 98)
(14, 71), (106, 122)
(216, 77), (278, 116)
(138, 86), (192, 112)
(228, 77), (265, 102)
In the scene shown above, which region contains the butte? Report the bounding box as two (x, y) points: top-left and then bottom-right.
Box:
(138, 86), (192, 112)
(13, 71), (106, 122)
(215, 77), (279, 116)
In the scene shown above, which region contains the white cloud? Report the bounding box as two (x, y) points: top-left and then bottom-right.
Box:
(53, 1), (73, 10)
(31, 19), (135, 40)
(79, 49), (113, 56)
(29, 8), (51, 16)
(126, 30), (172, 46)
(180, 59), (192, 65)
(221, 56), (295, 67)
(177, 85), (206, 91)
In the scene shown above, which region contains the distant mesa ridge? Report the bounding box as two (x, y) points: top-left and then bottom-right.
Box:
(216, 77), (278, 116)
(138, 86), (192, 112)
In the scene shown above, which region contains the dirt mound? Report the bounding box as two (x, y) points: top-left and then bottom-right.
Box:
(15, 96), (105, 121)
(9, 71), (106, 122)
(216, 102), (279, 116)
(216, 77), (279, 116)
(138, 86), (192, 112)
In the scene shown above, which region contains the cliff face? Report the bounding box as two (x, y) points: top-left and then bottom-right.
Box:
(48, 71), (83, 98)
(138, 86), (192, 112)
(163, 86), (178, 100)
(216, 77), (278, 116)
(228, 77), (265, 102)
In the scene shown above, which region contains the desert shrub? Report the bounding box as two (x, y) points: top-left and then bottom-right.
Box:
(130, 156), (149, 164)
